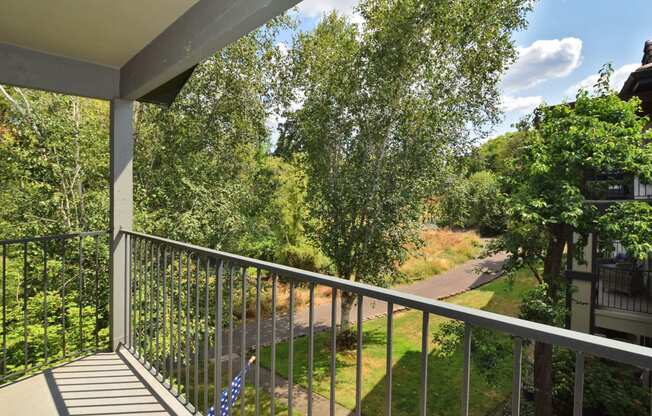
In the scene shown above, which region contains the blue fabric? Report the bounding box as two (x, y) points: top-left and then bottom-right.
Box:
(207, 360), (251, 416)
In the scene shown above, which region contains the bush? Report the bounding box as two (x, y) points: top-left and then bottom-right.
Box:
(551, 348), (649, 415)
(276, 243), (330, 273)
(433, 170), (506, 236)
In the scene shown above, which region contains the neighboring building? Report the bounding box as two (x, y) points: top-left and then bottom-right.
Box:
(567, 41), (652, 344)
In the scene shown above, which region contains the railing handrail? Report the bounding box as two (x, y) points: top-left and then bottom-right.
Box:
(122, 229), (652, 369)
(0, 230), (109, 246)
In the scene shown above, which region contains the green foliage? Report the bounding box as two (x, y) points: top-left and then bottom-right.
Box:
(283, 0), (532, 298)
(435, 170), (507, 235)
(473, 131), (528, 176)
(433, 321), (511, 386)
(518, 283), (567, 326)
(550, 349), (649, 415)
(497, 65), (652, 287)
(0, 89), (109, 237)
(598, 202), (652, 261)
(133, 21), (292, 250)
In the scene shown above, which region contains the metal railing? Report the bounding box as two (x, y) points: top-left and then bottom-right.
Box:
(123, 230), (652, 416)
(0, 231), (110, 383)
(597, 265), (652, 314)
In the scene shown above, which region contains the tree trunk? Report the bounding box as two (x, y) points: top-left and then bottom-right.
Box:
(533, 223), (568, 416)
(339, 291), (356, 333)
(534, 341), (553, 416)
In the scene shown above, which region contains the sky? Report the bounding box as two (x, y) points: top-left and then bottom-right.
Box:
(275, 0), (652, 141)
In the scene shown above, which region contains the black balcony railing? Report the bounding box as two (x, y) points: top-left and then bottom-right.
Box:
(123, 230), (652, 416)
(0, 231), (110, 383)
(597, 264), (652, 314)
(586, 173), (632, 200)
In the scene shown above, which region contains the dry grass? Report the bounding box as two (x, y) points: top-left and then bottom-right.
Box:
(399, 228), (482, 282)
(244, 229), (481, 320)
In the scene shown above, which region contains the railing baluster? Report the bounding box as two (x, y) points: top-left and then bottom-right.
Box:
(177, 250), (183, 393)
(138, 238), (143, 357)
(61, 240), (67, 358)
(156, 244), (161, 373)
(204, 257), (209, 413)
(149, 241), (155, 365)
(461, 323), (471, 416)
(214, 260), (224, 416)
(330, 287), (337, 416)
(78, 236), (84, 353)
(574, 351), (584, 416)
(1, 244), (6, 378)
(43, 241), (49, 364)
(512, 338), (522, 416)
(255, 269), (262, 416)
(94, 235), (99, 352)
(23, 242), (28, 372)
(169, 248), (175, 386)
(162, 246), (167, 382)
(419, 311), (429, 416)
(308, 283), (315, 416)
(228, 264), (234, 416)
(271, 273), (277, 416)
(288, 279), (295, 415)
(185, 253), (191, 403)
(241, 267), (248, 415)
(194, 255), (200, 409)
(355, 294), (363, 416)
(386, 302), (393, 416)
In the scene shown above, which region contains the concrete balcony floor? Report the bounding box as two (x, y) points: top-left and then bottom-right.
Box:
(0, 348), (192, 416)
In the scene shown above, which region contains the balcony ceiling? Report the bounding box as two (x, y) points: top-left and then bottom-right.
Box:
(0, 0), (299, 104)
(0, 0), (198, 68)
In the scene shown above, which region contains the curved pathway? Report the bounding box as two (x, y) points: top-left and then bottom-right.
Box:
(230, 251), (508, 352)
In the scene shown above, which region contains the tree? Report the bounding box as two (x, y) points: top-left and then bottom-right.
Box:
(496, 66), (652, 416)
(134, 17), (293, 251)
(0, 88), (109, 237)
(283, 0), (533, 334)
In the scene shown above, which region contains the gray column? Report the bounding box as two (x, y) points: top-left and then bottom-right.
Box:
(109, 99), (134, 351)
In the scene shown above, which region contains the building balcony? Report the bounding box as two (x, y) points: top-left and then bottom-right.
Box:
(585, 173), (652, 202)
(1, 231), (652, 415)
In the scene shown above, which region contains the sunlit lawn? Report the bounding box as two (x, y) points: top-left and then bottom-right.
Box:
(260, 269), (535, 415)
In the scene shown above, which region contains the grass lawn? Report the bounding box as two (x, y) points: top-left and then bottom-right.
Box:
(181, 364), (291, 416)
(399, 228), (483, 282)
(260, 268), (535, 416)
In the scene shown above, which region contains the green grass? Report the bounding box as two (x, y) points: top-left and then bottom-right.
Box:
(260, 269), (535, 416)
(180, 362), (291, 416)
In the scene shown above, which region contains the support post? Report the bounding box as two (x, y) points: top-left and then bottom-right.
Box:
(109, 99), (134, 351)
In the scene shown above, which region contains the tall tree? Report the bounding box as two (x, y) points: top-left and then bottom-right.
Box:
(497, 66), (652, 416)
(281, 0), (533, 333)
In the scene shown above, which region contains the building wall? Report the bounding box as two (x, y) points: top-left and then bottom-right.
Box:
(570, 232), (593, 333)
(570, 279), (592, 333)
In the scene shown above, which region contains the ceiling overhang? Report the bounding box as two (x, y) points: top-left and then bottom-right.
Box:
(0, 0), (300, 105)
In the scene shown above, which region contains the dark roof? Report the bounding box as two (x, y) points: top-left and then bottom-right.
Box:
(619, 40), (652, 116)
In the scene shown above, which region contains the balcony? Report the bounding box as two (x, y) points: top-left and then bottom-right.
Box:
(1, 231), (652, 415)
(585, 173), (652, 202)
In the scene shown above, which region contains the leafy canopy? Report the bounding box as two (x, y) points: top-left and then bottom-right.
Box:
(282, 0), (532, 293)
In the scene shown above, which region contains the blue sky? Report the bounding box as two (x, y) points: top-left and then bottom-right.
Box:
(276, 0), (652, 141)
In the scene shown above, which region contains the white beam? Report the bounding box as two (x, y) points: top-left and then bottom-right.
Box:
(119, 0), (300, 100)
(109, 99), (134, 350)
(0, 43), (119, 99)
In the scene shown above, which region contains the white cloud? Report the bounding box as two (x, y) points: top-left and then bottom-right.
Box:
(297, 0), (358, 17)
(502, 37), (583, 92)
(564, 63), (639, 97)
(501, 95), (544, 114)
